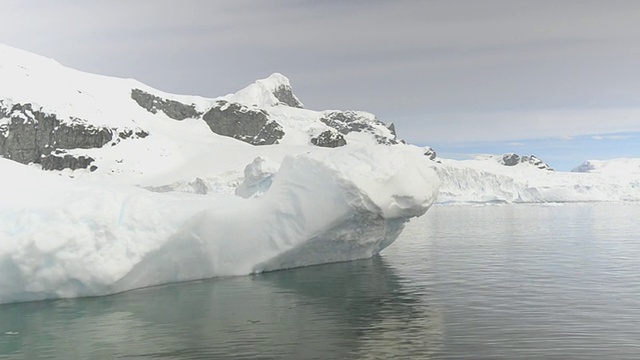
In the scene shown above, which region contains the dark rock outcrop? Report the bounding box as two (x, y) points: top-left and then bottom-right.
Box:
(131, 89), (201, 120)
(524, 155), (553, 171)
(502, 153), (521, 166)
(118, 128), (149, 140)
(0, 102), (112, 168)
(500, 153), (553, 171)
(320, 111), (398, 145)
(40, 151), (96, 171)
(423, 147), (437, 160)
(386, 123), (397, 137)
(311, 130), (347, 148)
(272, 84), (304, 108)
(202, 100), (284, 145)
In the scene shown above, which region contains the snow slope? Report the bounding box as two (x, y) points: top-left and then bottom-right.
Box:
(222, 72), (304, 108)
(572, 158), (640, 176)
(0, 43), (396, 186)
(0, 43), (213, 129)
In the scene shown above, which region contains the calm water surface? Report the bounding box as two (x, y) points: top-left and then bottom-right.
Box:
(1, 203), (639, 359)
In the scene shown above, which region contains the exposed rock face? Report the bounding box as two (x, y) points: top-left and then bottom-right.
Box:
(525, 155), (553, 171)
(130, 82), (395, 149)
(423, 147), (437, 160)
(40, 152), (96, 171)
(272, 84), (304, 108)
(374, 135), (398, 146)
(386, 123), (397, 137)
(311, 130), (347, 148)
(320, 111), (398, 145)
(117, 128), (149, 141)
(131, 89), (201, 120)
(502, 153), (521, 166)
(500, 153), (553, 171)
(202, 101), (284, 145)
(0, 102), (112, 169)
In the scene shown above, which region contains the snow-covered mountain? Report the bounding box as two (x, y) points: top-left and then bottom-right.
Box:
(1, 43), (639, 304)
(0, 42), (397, 181)
(0, 44), (435, 304)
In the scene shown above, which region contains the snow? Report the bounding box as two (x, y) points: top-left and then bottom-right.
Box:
(222, 72), (303, 108)
(433, 156), (640, 204)
(0, 146), (437, 304)
(572, 158), (640, 177)
(2, 42), (640, 305)
(0, 43), (389, 185)
(0, 44), (442, 304)
(0, 43), (212, 129)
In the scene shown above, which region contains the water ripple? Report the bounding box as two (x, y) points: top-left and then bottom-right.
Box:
(1, 203), (639, 359)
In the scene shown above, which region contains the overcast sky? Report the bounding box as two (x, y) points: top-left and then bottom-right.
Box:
(1, 0), (639, 169)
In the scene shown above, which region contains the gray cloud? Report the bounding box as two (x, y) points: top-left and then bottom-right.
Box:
(401, 108), (640, 143)
(1, 0), (640, 144)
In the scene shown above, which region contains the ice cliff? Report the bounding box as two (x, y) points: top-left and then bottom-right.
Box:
(0, 146), (438, 304)
(430, 153), (640, 204)
(0, 44), (437, 304)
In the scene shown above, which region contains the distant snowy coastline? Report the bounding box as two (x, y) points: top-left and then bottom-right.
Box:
(427, 152), (640, 204)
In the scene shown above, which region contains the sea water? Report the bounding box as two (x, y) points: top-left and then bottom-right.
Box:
(1, 203), (639, 359)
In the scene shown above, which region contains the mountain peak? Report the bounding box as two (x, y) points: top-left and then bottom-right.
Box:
(258, 72), (292, 89)
(223, 73), (304, 109)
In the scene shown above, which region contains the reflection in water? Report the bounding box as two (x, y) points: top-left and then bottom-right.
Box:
(257, 257), (444, 359)
(0, 257), (442, 359)
(388, 203), (640, 359)
(2, 203), (640, 359)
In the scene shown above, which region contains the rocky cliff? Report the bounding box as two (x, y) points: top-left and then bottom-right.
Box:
(499, 153), (553, 171)
(0, 100), (150, 170)
(0, 44), (401, 171)
(320, 111), (399, 146)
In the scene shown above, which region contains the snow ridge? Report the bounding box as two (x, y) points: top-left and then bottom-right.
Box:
(222, 72), (304, 108)
(572, 158), (640, 176)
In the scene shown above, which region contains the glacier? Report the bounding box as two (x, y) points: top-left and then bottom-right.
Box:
(0, 146), (439, 304)
(432, 155), (640, 204)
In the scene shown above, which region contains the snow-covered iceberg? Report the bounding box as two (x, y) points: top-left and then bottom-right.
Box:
(0, 43), (441, 304)
(0, 146), (438, 304)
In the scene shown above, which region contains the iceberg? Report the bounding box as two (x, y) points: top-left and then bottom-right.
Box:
(0, 43), (440, 304)
(0, 145), (439, 304)
(3, 42), (639, 305)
